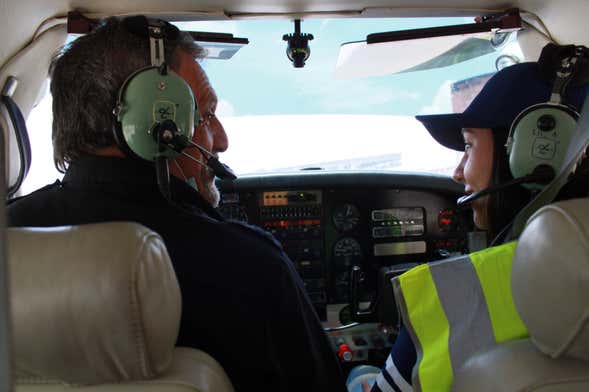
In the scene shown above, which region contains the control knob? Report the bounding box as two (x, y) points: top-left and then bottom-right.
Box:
(337, 343), (353, 362)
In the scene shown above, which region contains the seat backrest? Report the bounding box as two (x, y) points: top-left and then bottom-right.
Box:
(454, 198), (589, 391)
(8, 222), (234, 391)
(512, 198), (589, 362)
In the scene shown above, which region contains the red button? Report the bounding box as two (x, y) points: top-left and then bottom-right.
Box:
(337, 344), (353, 362)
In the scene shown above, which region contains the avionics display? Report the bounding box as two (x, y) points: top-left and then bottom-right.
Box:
(371, 207), (425, 238)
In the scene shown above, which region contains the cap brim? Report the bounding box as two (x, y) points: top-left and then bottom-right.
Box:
(415, 113), (467, 151)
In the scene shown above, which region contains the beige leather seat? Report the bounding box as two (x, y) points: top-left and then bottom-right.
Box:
(454, 198), (589, 391)
(8, 222), (234, 391)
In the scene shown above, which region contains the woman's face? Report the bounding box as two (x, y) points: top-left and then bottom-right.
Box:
(453, 128), (495, 230)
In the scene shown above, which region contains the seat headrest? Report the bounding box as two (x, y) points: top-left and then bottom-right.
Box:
(9, 222), (182, 384)
(512, 198), (589, 361)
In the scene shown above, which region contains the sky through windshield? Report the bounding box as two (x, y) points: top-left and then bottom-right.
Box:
(182, 17), (501, 117)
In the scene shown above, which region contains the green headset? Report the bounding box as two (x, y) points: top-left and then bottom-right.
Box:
(505, 48), (585, 189)
(113, 16), (236, 187)
(115, 66), (197, 160)
(113, 18), (198, 162)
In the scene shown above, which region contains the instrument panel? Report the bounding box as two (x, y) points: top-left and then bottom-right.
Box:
(216, 172), (471, 323)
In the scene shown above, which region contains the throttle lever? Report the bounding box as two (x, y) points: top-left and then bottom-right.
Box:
(349, 265), (376, 322)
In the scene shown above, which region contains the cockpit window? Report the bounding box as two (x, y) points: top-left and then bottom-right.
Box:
(176, 18), (521, 175)
(21, 17), (522, 194)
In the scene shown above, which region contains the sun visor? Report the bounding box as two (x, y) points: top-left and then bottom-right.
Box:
(335, 33), (500, 80)
(67, 12), (249, 60)
(188, 32), (249, 60)
(335, 8), (522, 80)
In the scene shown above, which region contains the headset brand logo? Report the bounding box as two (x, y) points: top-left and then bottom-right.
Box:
(532, 137), (557, 160)
(153, 100), (176, 122)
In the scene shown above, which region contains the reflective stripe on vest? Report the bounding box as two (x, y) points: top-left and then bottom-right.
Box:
(392, 241), (528, 392)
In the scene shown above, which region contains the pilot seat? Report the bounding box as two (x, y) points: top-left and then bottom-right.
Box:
(454, 198), (589, 391)
(8, 222), (234, 391)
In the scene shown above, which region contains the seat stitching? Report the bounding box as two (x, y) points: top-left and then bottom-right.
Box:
(129, 228), (150, 377)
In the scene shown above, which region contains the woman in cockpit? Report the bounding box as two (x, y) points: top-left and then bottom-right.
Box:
(353, 48), (589, 392)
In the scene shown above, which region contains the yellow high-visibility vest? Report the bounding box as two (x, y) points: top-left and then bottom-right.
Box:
(392, 241), (529, 392)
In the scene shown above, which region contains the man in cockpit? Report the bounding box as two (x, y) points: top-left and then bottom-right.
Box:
(7, 16), (346, 392)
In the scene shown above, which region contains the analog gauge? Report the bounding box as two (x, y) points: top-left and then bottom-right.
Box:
(332, 203), (361, 232)
(332, 237), (364, 270)
(217, 204), (248, 223)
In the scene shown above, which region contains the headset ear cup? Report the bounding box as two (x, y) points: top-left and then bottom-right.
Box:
(114, 66), (197, 161)
(508, 103), (579, 189)
(113, 117), (143, 160)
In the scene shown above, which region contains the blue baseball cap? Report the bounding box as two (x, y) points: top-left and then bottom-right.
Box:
(416, 62), (588, 151)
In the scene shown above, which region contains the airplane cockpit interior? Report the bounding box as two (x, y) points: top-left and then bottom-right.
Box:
(1, 1), (589, 391)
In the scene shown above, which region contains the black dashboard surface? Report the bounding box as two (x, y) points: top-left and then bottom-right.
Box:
(216, 171), (472, 320)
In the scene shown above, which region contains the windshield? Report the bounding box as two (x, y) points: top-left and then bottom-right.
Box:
(22, 17), (523, 194)
(181, 18), (521, 175)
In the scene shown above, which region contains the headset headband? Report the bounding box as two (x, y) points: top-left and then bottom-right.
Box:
(122, 15), (180, 40)
(549, 46), (584, 104)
